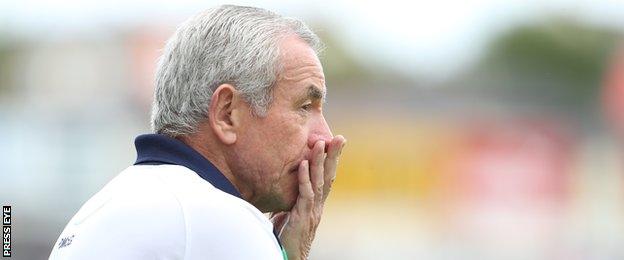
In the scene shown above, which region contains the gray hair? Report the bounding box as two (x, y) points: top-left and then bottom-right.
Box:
(151, 5), (323, 137)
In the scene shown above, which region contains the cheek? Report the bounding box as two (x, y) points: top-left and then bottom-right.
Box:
(273, 118), (309, 162)
(281, 174), (300, 206)
(240, 115), (308, 171)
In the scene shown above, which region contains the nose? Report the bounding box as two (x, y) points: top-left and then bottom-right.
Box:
(307, 114), (333, 150)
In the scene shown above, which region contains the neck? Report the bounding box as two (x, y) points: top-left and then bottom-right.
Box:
(178, 132), (254, 203)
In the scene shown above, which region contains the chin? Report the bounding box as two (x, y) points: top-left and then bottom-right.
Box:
(280, 194), (298, 211)
(269, 174), (299, 211)
(268, 193), (298, 212)
(253, 171), (299, 212)
(253, 190), (296, 213)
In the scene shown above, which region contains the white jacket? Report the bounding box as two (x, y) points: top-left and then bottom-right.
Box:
(49, 134), (285, 260)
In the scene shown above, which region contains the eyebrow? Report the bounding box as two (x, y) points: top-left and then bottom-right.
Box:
(307, 85), (326, 104)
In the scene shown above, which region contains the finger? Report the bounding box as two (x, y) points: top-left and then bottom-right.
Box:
(310, 140), (325, 204)
(295, 160), (314, 213)
(323, 135), (346, 200)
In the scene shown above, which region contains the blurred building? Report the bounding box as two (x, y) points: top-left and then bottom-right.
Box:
(1, 3), (624, 260)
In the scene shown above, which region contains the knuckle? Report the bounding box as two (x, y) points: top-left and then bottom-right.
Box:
(316, 184), (323, 194)
(317, 156), (325, 166)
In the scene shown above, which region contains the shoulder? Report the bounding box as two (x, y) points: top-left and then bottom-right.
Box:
(51, 165), (282, 260)
(50, 165), (187, 259)
(151, 165), (283, 259)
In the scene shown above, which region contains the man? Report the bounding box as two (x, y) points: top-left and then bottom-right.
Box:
(49, 5), (346, 260)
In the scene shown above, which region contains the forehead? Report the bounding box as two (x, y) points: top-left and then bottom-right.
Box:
(276, 35), (325, 93)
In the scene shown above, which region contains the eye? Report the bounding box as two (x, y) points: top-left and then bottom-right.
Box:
(300, 103), (312, 111)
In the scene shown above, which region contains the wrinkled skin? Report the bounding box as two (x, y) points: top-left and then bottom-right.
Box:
(193, 34), (347, 260)
(230, 35), (346, 260)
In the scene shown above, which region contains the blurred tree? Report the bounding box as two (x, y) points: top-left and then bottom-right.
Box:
(0, 30), (22, 97)
(315, 30), (369, 82)
(0, 34), (11, 95)
(313, 26), (416, 90)
(469, 17), (621, 115)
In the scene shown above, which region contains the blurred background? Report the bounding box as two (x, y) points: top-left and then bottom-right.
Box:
(2, 0), (624, 259)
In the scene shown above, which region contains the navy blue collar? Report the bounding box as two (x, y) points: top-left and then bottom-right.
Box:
(134, 134), (242, 199)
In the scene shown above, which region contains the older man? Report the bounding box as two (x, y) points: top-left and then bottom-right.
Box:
(49, 5), (346, 260)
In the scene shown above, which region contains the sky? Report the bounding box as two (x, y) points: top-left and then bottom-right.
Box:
(2, 0), (624, 80)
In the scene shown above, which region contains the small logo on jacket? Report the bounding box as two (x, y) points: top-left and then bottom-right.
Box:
(58, 235), (75, 249)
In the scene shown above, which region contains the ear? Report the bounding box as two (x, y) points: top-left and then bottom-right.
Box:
(208, 84), (241, 145)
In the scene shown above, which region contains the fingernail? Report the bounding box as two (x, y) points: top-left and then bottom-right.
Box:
(339, 141), (346, 155)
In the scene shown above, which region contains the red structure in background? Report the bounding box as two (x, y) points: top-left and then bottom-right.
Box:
(127, 26), (174, 110)
(603, 45), (624, 138)
(449, 119), (575, 207)
(437, 118), (576, 256)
